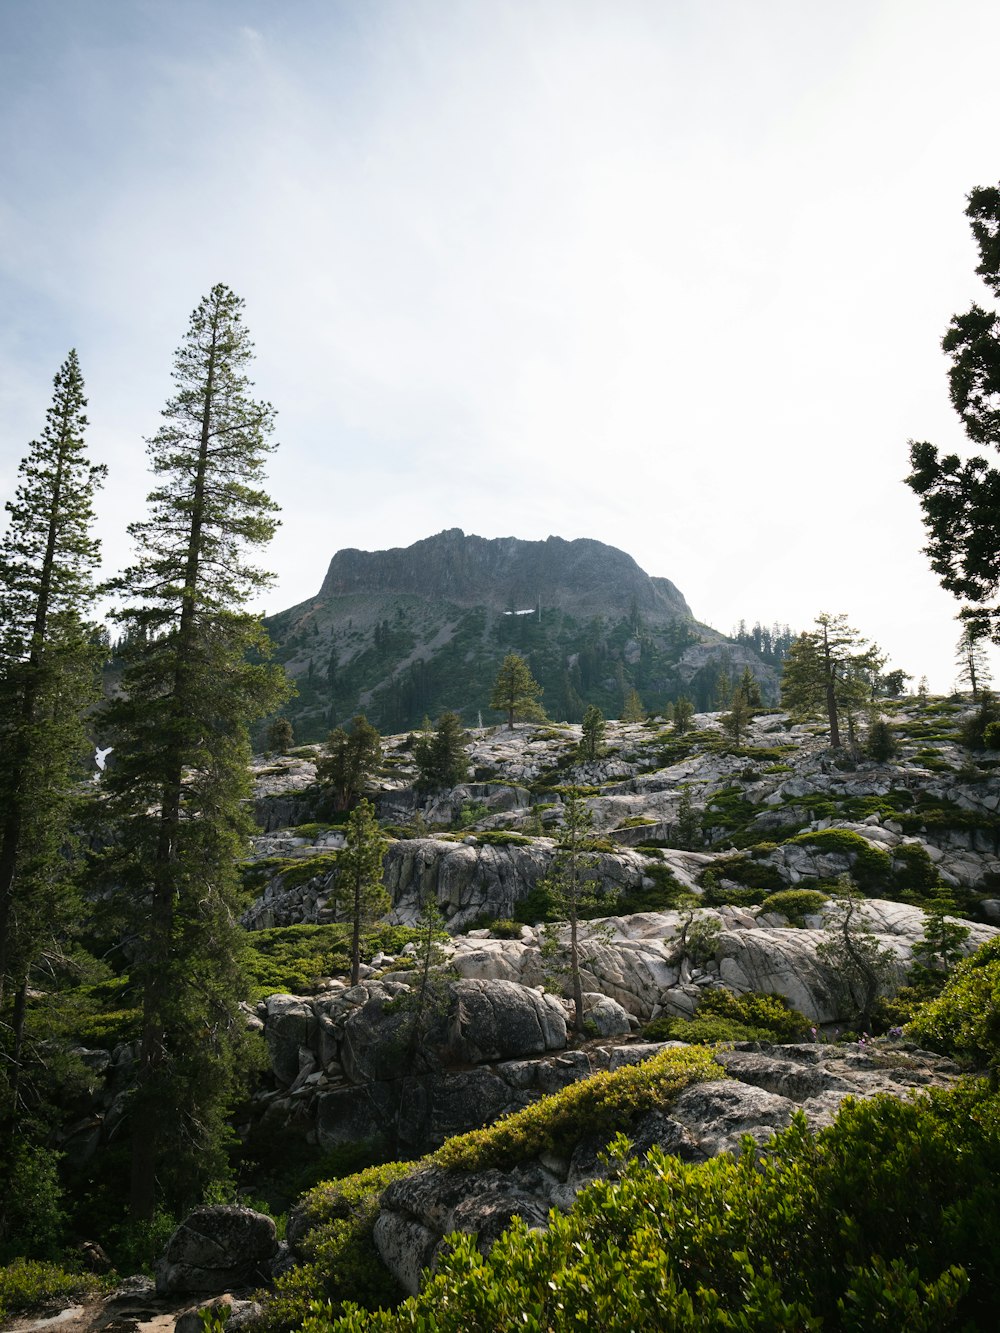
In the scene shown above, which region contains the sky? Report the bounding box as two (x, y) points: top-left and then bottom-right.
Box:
(2, 0), (1000, 693)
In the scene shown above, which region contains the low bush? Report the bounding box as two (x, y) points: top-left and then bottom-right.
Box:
(0, 1259), (100, 1322)
(788, 829), (892, 891)
(433, 1046), (719, 1173)
(256, 1161), (416, 1332)
(323, 1080), (1000, 1331)
(644, 988), (810, 1044)
(709, 854), (786, 895)
(906, 936), (1000, 1067)
(488, 919), (523, 939)
(759, 888), (830, 924)
(469, 831), (532, 847)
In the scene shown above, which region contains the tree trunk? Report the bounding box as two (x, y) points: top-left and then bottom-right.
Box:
(130, 319), (217, 1222)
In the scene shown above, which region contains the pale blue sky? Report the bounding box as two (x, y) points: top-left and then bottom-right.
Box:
(3, 0), (1000, 691)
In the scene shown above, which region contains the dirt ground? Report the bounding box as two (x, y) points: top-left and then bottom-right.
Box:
(2, 1287), (219, 1333)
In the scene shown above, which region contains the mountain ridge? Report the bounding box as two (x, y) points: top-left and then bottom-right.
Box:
(265, 529), (779, 740)
(317, 528), (693, 621)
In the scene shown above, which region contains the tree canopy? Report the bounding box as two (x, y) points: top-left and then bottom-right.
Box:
(100, 284), (288, 1219)
(490, 652), (544, 729)
(780, 613), (884, 748)
(414, 711), (469, 790)
(0, 350), (105, 1189)
(908, 183), (1000, 642)
(318, 714), (383, 810)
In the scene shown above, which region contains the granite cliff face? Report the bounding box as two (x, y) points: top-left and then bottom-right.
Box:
(265, 529), (779, 739)
(318, 529), (693, 622)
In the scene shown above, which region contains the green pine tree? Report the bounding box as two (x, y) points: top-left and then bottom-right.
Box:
(318, 714), (382, 810)
(738, 665), (762, 707)
(490, 652), (544, 729)
(673, 787), (702, 850)
(101, 285), (289, 1220)
(781, 614), (884, 749)
(0, 351), (106, 1167)
(578, 704), (606, 762)
(540, 790), (605, 1036)
(266, 715), (295, 754)
(673, 696), (694, 735)
(335, 798), (389, 986)
(955, 619), (992, 701)
(907, 183), (1000, 642)
(622, 688), (645, 723)
(414, 711), (469, 790)
(722, 689), (751, 746)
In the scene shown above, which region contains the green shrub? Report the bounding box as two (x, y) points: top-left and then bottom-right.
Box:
(890, 842), (950, 906)
(711, 854), (785, 895)
(906, 936), (1000, 1066)
(959, 695), (1000, 750)
(323, 1081), (1000, 1331)
(614, 863), (688, 914)
(0, 1145), (67, 1262)
(0, 1260), (100, 1321)
(759, 888), (830, 924)
(488, 919), (523, 939)
(470, 831), (532, 846)
(292, 823), (338, 841)
(433, 1046), (719, 1173)
(866, 718), (898, 762)
(788, 829), (892, 891)
(245, 924), (434, 998)
(645, 988), (810, 1044)
(257, 1161), (416, 1332)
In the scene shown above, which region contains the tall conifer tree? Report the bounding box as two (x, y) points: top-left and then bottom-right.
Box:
(101, 285), (288, 1219)
(0, 351), (105, 1156)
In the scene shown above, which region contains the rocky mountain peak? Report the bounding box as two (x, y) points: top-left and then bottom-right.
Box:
(318, 528), (693, 622)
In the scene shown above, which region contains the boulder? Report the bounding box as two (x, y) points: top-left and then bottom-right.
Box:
(443, 979), (567, 1063)
(156, 1206), (278, 1296)
(581, 992), (633, 1036)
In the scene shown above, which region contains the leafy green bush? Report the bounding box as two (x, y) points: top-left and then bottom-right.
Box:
(614, 863), (688, 914)
(290, 823), (337, 840)
(759, 888), (829, 924)
(488, 919), (524, 939)
(245, 924), (433, 998)
(257, 1161), (416, 1332)
(469, 831), (532, 846)
(323, 1081), (1000, 1331)
(788, 829), (892, 891)
(959, 695), (1000, 750)
(644, 988), (810, 1044)
(906, 936), (1000, 1066)
(0, 1259), (100, 1321)
(866, 718), (898, 761)
(433, 1046), (719, 1173)
(709, 854), (785, 896)
(0, 1145), (68, 1262)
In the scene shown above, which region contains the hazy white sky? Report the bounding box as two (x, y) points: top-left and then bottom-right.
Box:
(3, 0), (1000, 692)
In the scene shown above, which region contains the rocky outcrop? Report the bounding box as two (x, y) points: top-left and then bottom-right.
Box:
(155, 1206), (278, 1296)
(448, 902), (996, 1024)
(255, 977), (580, 1154)
(371, 1040), (964, 1294)
(248, 899), (994, 1155)
(245, 835), (660, 933)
